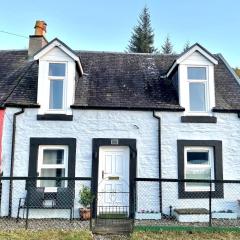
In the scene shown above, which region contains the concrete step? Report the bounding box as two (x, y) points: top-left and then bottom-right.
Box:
(92, 218), (133, 234)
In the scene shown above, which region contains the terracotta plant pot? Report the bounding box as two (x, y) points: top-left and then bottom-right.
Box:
(79, 208), (91, 220)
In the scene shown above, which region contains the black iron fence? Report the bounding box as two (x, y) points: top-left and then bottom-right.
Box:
(0, 177), (239, 230)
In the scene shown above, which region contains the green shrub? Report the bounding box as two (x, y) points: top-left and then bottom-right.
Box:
(79, 185), (94, 208)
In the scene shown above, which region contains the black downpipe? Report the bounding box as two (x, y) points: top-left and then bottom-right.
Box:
(8, 108), (24, 217)
(152, 111), (162, 214)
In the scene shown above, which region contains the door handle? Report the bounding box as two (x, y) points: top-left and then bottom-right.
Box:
(102, 170), (104, 179)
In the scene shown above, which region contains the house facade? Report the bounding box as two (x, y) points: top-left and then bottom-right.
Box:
(0, 21), (240, 219)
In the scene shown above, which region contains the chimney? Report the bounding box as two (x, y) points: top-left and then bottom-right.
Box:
(28, 20), (48, 58)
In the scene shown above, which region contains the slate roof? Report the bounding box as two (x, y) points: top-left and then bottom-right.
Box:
(0, 49), (240, 111)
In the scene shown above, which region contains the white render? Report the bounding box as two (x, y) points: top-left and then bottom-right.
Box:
(157, 111), (240, 216)
(1, 108), (240, 218)
(1, 108), (159, 218)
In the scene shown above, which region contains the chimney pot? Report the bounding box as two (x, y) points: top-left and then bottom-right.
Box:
(34, 20), (47, 36)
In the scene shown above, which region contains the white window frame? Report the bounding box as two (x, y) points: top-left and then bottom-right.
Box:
(184, 146), (214, 192)
(187, 66), (210, 115)
(46, 62), (68, 114)
(37, 145), (68, 192)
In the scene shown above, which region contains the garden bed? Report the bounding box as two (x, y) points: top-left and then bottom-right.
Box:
(212, 211), (237, 220)
(135, 212), (161, 220)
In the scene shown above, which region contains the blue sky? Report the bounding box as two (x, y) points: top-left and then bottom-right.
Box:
(0, 0), (239, 67)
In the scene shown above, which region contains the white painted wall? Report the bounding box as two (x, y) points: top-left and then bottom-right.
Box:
(1, 108), (159, 218)
(1, 108), (240, 219)
(157, 111), (240, 216)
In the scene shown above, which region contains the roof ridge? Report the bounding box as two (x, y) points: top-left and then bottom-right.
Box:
(75, 49), (179, 56)
(0, 49), (27, 52)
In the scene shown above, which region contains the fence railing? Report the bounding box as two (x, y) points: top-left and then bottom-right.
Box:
(0, 176), (239, 230)
(135, 178), (240, 228)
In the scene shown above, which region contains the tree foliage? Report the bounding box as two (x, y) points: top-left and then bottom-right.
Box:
(183, 41), (191, 52)
(161, 35), (173, 54)
(234, 68), (240, 78)
(128, 6), (157, 53)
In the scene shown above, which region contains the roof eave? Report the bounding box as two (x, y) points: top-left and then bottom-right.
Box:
(70, 105), (185, 112)
(166, 43), (218, 77)
(33, 38), (83, 76)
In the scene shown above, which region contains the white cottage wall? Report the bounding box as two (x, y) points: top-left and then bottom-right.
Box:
(1, 108), (240, 218)
(1, 108), (159, 218)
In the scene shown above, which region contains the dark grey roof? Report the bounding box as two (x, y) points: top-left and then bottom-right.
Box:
(0, 49), (240, 111)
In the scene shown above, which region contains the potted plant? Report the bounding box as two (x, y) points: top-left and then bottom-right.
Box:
(79, 185), (94, 220)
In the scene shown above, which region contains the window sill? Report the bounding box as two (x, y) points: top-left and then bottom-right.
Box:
(181, 116), (217, 123)
(37, 114), (73, 121)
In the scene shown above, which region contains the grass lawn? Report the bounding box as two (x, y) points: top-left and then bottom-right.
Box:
(0, 230), (92, 240)
(0, 228), (240, 240)
(132, 226), (240, 240)
(132, 231), (240, 240)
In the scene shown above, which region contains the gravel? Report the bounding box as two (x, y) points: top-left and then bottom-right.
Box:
(0, 218), (89, 231)
(134, 218), (240, 227)
(0, 217), (239, 234)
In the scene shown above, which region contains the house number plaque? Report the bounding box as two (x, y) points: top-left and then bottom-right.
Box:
(111, 139), (119, 145)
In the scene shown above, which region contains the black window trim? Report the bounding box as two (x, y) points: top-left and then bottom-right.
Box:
(37, 114), (73, 121)
(177, 140), (223, 199)
(181, 116), (217, 123)
(28, 138), (76, 193)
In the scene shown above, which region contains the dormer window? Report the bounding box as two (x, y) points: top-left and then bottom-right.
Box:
(166, 44), (218, 118)
(187, 67), (208, 112)
(34, 38), (83, 118)
(48, 63), (66, 110)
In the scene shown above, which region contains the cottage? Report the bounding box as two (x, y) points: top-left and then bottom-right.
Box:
(0, 21), (240, 222)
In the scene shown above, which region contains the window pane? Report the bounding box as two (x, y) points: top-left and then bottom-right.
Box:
(188, 67), (206, 80)
(49, 80), (63, 109)
(40, 169), (65, 188)
(43, 149), (64, 164)
(49, 63), (65, 76)
(186, 168), (211, 188)
(189, 83), (206, 111)
(187, 151), (209, 165)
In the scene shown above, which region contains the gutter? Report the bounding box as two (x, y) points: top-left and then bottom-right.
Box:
(152, 111), (162, 214)
(71, 105), (185, 112)
(8, 108), (24, 217)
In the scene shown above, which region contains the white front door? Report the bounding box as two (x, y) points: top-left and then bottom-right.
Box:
(98, 146), (130, 214)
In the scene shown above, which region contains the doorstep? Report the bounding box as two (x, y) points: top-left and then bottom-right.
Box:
(173, 208), (209, 223)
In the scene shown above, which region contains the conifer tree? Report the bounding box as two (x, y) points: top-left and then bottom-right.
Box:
(161, 35), (173, 54)
(183, 41), (190, 52)
(234, 67), (240, 77)
(128, 7), (157, 53)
